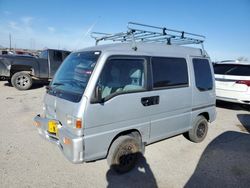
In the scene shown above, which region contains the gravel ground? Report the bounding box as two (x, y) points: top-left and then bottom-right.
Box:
(0, 81), (250, 188)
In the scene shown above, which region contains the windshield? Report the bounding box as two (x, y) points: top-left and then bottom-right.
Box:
(48, 51), (101, 102)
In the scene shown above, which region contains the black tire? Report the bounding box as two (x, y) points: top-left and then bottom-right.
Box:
(107, 135), (142, 174)
(187, 115), (208, 143)
(11, 72), (33, 90)
(7, 79), (12, 86)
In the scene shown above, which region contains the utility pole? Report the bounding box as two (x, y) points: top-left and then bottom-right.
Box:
(9, 33), (12, 51)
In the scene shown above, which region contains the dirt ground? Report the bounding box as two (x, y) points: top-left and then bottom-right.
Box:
(0, 81), (250, 188)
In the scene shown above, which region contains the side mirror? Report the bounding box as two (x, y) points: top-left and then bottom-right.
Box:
(91, 85), (103, 103)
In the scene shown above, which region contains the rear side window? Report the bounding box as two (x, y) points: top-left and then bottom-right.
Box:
(53, 51), (63, 62)
(39, 50), (48, 59)
(193, 58), (213, 91)
(214, 64), (250, 76)
(151, 57), (188, 89)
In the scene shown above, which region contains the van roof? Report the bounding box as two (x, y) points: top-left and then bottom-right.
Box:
(76, 42), (207, 58)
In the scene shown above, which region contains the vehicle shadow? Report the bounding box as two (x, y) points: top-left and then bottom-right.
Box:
(185, 131), (250, 188)
(216, 100), (245, 111)
(106, 153), (158, 188)
(3, 81), (49, 90)
(237, 114), (250, 133)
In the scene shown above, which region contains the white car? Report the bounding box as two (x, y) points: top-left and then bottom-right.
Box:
(214, 60), (250, 105)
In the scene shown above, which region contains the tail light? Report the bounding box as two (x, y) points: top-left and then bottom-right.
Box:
(236, 80), (250, 86)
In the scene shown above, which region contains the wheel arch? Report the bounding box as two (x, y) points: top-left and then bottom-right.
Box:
(106, 129), (142, 158)
(198, 112), (210, 121)
(10, 64), (33, 76)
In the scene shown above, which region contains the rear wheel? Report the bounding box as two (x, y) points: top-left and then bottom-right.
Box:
(186, 115), (208, 143)
(107, 135), (142, 174)
(11, 71), (33, 90)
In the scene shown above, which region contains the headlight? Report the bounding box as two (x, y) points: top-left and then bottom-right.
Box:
(66, 115), (82, 129)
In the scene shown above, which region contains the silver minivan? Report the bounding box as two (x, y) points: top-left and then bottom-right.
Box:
(34, 22), (216, 173)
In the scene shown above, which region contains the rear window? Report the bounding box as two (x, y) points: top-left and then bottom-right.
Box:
(53, 51), (63, 62)
(193, 58), (213, 91)
(151, 57), (188, 89)
(214, 64), (250, 76)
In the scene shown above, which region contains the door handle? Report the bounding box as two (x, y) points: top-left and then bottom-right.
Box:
(141, 96), (159, 106)
(151, 96), (159, 105)
(141, 98), (150, 106)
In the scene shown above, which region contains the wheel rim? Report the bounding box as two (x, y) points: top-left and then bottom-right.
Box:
(16, 75), (29, 87)
(118, 143), (137, 168)
(197, 122), (206, 138)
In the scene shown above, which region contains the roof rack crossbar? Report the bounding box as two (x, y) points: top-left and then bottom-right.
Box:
(127, 22), (205, 39)
(127, 28), (178, 40)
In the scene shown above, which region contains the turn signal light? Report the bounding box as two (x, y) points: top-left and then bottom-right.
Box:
(63, 137), (71, 145)
(34, 121), (41, 127)
(66, 115), (83, 129)
(76, 119), (82, 128)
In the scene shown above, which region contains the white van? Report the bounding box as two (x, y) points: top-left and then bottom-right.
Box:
(34, 22), (216, 173)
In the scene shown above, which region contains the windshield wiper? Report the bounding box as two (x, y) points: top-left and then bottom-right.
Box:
(46, 82), (64, 91)
(53, 82), (64, 86)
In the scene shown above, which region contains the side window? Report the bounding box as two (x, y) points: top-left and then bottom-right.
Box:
(151, 57), (188, 89)
(39, 50), (48, 59)
(99, 58), (145, 99)
(193, 58), (213, 91)
(53, 51), (63, 62)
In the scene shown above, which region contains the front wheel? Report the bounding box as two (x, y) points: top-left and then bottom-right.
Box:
(107, 135), (142, 174)
(11, 72), (33, 90)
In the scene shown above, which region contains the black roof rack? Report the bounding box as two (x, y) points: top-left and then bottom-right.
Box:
(91, 22), (206, 53)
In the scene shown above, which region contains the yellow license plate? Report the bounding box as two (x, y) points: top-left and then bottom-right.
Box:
(48, 120), (58, 134)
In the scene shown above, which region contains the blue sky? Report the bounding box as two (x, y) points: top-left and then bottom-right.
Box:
(0, 0), (249, 61)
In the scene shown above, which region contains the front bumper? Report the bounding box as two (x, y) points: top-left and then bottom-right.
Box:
(34, 115), (85, 163)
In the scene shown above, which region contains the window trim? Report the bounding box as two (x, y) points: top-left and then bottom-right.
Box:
(192, 57), (213, 92)
(91, 55), (149, 103)
(150, 56), (189, 90)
